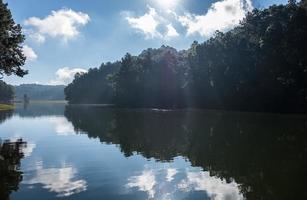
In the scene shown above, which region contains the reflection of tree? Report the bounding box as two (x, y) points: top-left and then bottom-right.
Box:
(0, 110), (13, 124)
(14, 103), (66, 118)
(65, 106), (307, 199)
(0, 139), (27, 200)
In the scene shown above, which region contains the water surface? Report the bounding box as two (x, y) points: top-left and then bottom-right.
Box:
(0, 103), (307, 200)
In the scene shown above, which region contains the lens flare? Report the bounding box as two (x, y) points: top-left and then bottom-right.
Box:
(155, 0), (180, 9)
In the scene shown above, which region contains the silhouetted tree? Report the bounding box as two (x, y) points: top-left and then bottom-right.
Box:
(0, 0), (27, 78)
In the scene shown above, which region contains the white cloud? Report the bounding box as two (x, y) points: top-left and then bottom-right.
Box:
(166, 24), (179, 38)
(125, 6), (180, 39)
(178, 0), (253, 37)
(49, 67), (87, 85)
(154, 0), (181, 9)
(25, 8), (90, 43)
(178, 171), (244, 200)
(30, 32), (46, 44)
(125, 0), (252, 40)
(126, 7), (162, 39)
(24, 164), (87, 197)
(23, 45), (38, 61)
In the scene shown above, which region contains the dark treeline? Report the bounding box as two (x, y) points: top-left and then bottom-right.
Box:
(0, 80), (14, 102)
(65, 1), (307, 112)
(65, 62), (121, 104)
(65, 106), (307, 199)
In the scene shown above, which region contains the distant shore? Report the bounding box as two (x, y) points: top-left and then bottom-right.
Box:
(0, 104), (14, 111)
(13, 100), (67, 104)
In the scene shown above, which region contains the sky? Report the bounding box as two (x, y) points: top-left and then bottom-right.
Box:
(4, 0), (288, 86)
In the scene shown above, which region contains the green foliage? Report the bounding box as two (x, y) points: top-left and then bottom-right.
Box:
(0, 80), (14, 102)
(112, 47), (189, 107)
(0, 0), (27, 77)
(65, 62), (121, 104)
(188, 2), (307, 112)
(65, 2), (307, 112)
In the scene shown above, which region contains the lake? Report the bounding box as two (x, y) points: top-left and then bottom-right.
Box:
(0, 103), (307, 200)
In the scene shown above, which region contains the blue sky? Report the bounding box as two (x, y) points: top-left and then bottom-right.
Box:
(4, 0), (288, 85)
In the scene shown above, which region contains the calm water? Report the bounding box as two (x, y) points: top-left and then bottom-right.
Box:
(0, 103), (307, 200)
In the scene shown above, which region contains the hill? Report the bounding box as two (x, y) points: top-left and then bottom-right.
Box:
(14, 84), (65, 101)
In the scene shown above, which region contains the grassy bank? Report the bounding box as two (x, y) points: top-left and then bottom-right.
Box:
(0, 104), (14, 111)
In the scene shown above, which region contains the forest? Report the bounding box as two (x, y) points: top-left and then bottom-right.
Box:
(65, 1), (307, 112)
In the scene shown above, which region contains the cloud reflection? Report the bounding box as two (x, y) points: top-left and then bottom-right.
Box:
(127, 168), (243, 200)
(49, 117), (75, 136)
(166, 168), (178, 182)
(127, 170), (156, 199)
(22, 143), (36, 157)
(25, 163), (87, 197)
(178, 171), (244, 200)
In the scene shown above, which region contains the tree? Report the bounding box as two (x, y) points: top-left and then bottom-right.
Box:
(0, 80), (14, 102)
(65, 62), (120, 104)
(0, 0), (27, 78)
(288, 0), (296, 5)
(300, 0), (307, 8)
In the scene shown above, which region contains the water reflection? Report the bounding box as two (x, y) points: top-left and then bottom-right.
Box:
(0, 139), (27, 200)
(126, 167), (243, 200)
(24, 162), (87, 197)
(14, 103), (65, 118)
(178, 170), (243, 200)
(65, 105), (307, 199)
(166, 168), (177, 182)
(49, 117), (75, 136)
(127, 170), (156, 199)
(22, 143), (36, 158)
(0, 109), (13, 124)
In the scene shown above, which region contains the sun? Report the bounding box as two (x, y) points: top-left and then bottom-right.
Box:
(155, 0), (180, 9)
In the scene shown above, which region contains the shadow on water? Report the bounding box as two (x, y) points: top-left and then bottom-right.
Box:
(0, 110), (13, 124)
(1, 109), (28, 200)
(65, 105), (307, 200)
(0, 139), (27, 200)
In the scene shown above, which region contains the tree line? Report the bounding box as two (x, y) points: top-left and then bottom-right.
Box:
(64, 1), (304, 112)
